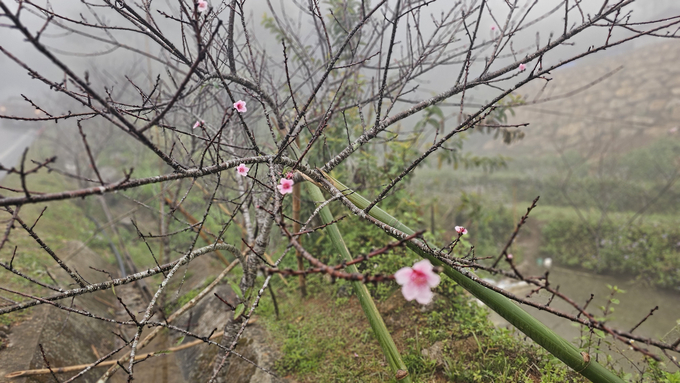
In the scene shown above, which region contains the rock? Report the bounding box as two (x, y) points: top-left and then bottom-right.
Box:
(173, 285), (281, 383)
(649, 99), (666, 111)
(421, 341), (445, 367)
(615, 87), (633, 97)
(0, 241), (117, 382)
(225, 326), (281, 383)
(0, 241), (281, 383)
(608, 98), (626, 109)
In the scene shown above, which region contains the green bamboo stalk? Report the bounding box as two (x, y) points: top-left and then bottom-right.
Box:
(284, 140), (410, 380)
(305, 182), (411, 382)
(321, 173), (624, 383)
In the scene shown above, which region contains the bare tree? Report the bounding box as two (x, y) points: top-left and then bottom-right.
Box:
(1, 0), (679, 382)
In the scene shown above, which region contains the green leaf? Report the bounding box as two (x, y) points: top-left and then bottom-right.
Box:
(175, 335), (185, 346)
(229, 280), (243, 300)
(430, 105), (444, 119)
(233, 303), (245, 320)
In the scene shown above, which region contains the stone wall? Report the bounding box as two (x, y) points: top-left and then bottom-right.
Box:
(0, 242), (117, 383)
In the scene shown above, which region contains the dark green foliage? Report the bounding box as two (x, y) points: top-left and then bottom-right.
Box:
(541, 217), (680, 289)
(644, 360), (680, 383)
(421, 138), (680, 216)
(452, 191), (516, 256)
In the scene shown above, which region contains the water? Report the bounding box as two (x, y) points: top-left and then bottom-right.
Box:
(0, 122), (41, 182)
(521, 266), (680, 343)
(486, 248), (680, 372)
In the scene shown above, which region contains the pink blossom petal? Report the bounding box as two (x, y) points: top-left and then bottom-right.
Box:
(277, 178), (294, 195)
(414, 287), (434, 305)
(394, 267), (413, 285)
(281, 178), (294, 188)
(236, 163), (249, 176)
(402, 283), (433, 304)
(233, 100), (247, 113)
(395, 259), (439, 304)
(426, 272), (441, 288)
(411, 259), (433, 273)
(411, 260), (440, 288)
(401, 282), (421, 301)
(518, 63), (527, 71)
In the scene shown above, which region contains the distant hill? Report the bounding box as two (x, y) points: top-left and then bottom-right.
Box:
(480, 40), (680, 156)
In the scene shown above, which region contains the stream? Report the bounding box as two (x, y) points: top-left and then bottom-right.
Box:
(485, 222), (680, 372)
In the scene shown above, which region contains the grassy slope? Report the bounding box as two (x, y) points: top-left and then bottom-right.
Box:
(0, 168), (104, 326)
(258, 276), (589, 383)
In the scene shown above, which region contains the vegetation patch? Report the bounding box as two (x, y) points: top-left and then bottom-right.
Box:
(258, 275), (592, 382)
(541, 216), (680, 289)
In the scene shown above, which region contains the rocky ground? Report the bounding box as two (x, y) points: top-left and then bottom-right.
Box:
(0, 242), (280, 383)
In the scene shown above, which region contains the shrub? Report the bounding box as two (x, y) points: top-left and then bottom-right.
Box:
(541, 218), (680, 289)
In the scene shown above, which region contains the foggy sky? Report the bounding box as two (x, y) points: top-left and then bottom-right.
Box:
(1, 1), (678, 114)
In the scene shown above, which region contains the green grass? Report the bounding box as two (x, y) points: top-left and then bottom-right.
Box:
(258, 275), (591, 383)
(0, 163), (112, 325)
(525, 203), (680, 227)
(1, 169), (101, 281)
(258, 273), (680, 382)
(0, 135), (244, 327)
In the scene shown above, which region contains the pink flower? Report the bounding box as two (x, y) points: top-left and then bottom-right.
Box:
(192, 120), (204, 130)
(197, 0), (208, 13)
(277, 178), (294, 195)
(518, 63), (527, 71)
(507, 253), (513, 260)
(285, 172), (294, 179)
(394, 260), (440, 305)
(455, 226), (468, 235)
(491, 25), (497, 31)
(236, 163), (249, 177)
(233, 100), (247, 113)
